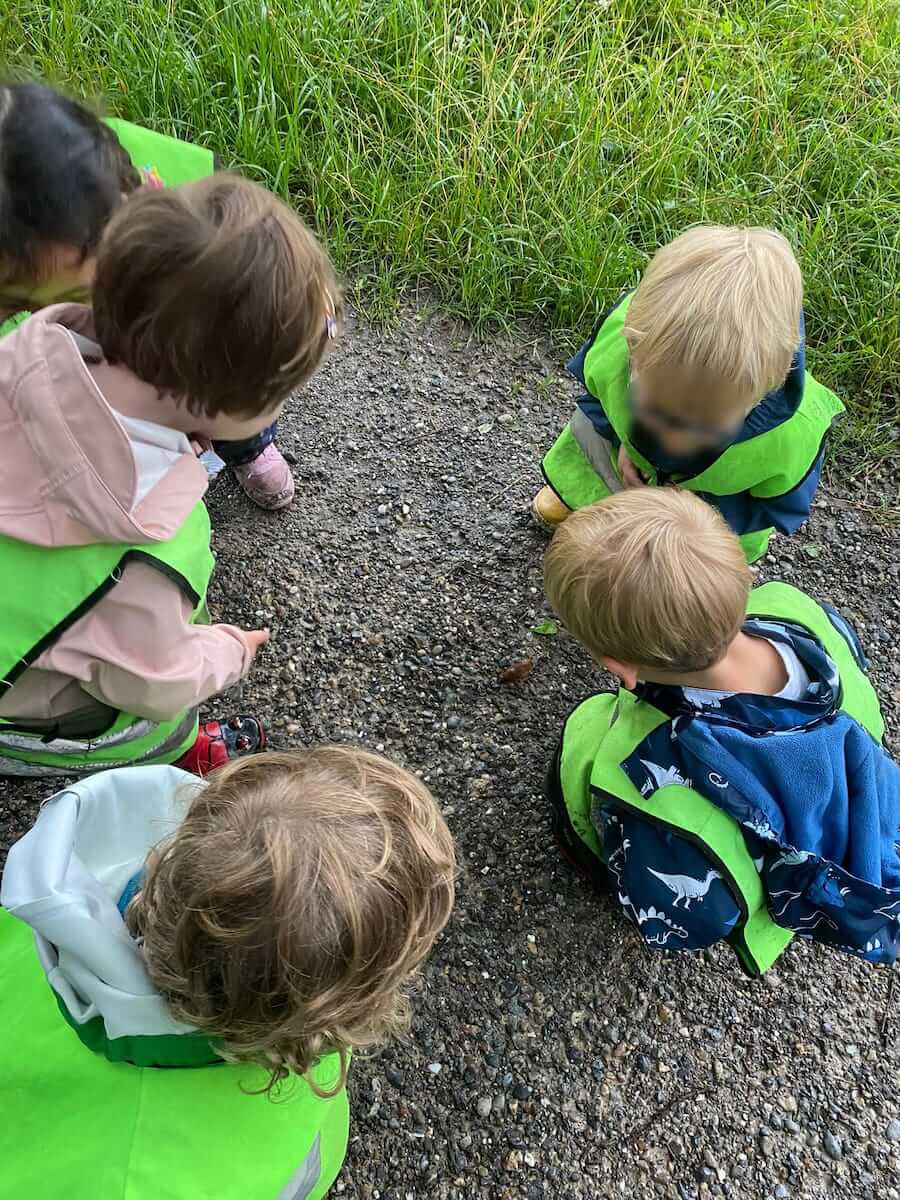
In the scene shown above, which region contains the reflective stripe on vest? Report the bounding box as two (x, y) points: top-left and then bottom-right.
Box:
(0, 708), (200, 777)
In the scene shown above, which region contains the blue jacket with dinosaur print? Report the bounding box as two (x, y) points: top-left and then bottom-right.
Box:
(595, 611), (900, 964)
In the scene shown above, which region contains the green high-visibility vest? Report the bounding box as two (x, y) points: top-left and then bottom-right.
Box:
(0, 908), (349, 1199)
(542, 296), (844, 562)
(555, 582), (884, 976)
(0, 310), (30, 338)
(106, 117), (216, 185)
(0, 501), (214, 771)
(0, 119), (218, 773)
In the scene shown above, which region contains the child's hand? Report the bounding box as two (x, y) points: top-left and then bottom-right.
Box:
(190, 435), (214, 456)
(242, 628), (271, 661)
(617, 444), (647, 488)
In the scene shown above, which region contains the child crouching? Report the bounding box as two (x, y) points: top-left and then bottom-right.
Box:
(535, 226), (843, 563)
(0, 748), (457, 1199)
(544, 489), (900, 975)
(0, 174), (340, 775)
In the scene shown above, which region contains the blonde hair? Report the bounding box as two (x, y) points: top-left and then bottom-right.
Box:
(128, 748), (456, 1094)
(624, 225), (802, 409)
(544, 489), (752, 673)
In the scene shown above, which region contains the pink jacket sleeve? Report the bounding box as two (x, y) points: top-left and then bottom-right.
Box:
(35, 561), (252, 722)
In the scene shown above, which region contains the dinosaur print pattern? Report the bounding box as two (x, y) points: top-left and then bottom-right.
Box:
(595, 609), (900, 967)
(646, 867), (721, 909)
(597, 811), (741, 952)
(638, 760), (691, 796)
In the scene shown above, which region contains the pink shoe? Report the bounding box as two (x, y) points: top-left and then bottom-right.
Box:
(232, 444), (295, 511)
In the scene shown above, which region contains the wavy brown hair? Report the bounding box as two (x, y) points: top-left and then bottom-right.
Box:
(127, 748), (456, 1094)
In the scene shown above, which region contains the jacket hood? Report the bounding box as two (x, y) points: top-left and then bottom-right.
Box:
(0, 765), (204, 1040)
(0, 306), (207, 549)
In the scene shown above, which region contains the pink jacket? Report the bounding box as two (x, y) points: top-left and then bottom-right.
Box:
(0, 306), (252, 725)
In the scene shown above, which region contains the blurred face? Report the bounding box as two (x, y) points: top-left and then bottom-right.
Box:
(0, 243), (96, 316)
(630, 363), (750, 456)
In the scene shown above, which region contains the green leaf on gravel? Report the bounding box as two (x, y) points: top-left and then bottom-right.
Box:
(531, 620), (558, 636)
(802, 543), (822, 558)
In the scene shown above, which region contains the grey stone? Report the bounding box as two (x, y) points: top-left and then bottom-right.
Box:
(823, 1131), (843, 1159)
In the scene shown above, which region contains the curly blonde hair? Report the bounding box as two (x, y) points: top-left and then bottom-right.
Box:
(127, 748), (456, 1094)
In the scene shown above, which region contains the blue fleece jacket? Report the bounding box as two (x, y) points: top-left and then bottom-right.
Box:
(568, 310), (825, 538)
(593, 613), (900, 964)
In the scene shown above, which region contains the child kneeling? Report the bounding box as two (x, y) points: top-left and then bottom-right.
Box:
(0, 174), (339, 775)
(0, 748), (456, 1199)
(544, 489), (900, 974)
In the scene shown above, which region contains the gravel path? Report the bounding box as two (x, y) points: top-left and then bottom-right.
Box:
(1, 309), (898, 1199)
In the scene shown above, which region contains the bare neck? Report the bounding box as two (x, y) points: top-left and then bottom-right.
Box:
(640, 632), (788, 696)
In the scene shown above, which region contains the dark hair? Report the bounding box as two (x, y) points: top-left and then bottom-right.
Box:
(93, 174), (341, 418)
(0, 82), (140, 286)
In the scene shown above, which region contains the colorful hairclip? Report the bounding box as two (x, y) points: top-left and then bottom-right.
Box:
(141, 166), (165, 189)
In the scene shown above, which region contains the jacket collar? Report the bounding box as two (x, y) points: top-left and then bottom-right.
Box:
(634, 616), (840, 735)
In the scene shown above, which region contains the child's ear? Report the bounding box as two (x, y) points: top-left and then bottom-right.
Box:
(597, 655), (640, 690)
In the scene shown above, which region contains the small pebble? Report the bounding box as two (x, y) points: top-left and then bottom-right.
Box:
(887, 1118), (900, 1143)
(427, 1062), (442, 1075)
(823, 1131), (843, 1160)
(774, 1186), (789, 1199)
(476, 1096), (493, 1118)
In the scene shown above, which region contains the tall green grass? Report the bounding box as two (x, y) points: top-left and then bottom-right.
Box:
(2, 0), (898, 450)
